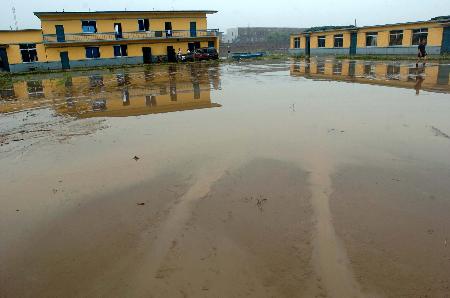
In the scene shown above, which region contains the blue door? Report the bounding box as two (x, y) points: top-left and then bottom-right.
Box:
(56, 25), (65, 42)
(305, 36), (311, 56)
(190, 22), (197, 37)
(0, 48), (10, 72)
(442, 27), (450, 54)
(60, 51), (70, 70)
(350, 32), (357, 55)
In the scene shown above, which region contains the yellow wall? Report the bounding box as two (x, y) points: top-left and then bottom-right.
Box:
(39, 12), (208, 35)
(44, 40), (213, 62)
(291, 21), (445, 50)
(357, 22), (443, 48)
(0, 30), (46, 64)
(307, 31), (351, 49)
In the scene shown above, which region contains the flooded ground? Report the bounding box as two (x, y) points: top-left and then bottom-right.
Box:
(1, 58), (449, 297)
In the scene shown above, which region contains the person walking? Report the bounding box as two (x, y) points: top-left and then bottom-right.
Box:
(177, 48), (182, 62)
(416, 39), (427, 68)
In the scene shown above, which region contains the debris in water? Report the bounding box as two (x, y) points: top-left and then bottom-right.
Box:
(431, 126), (450, 139)
(133, 156), (140, 161)
(256, 195), (268, 211)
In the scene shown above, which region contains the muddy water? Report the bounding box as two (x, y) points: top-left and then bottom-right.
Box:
(0, 59), (449, 297)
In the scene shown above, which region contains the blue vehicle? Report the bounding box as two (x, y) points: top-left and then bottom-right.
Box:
(231, 52), (265, 60)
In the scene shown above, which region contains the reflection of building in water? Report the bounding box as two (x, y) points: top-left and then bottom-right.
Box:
(290, 59), (450, 94)
(0, 64), (222, 115)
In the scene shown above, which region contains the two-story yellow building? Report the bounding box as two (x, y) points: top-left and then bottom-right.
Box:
(290, 16), (450, 56)
(0, 10), (219, 73)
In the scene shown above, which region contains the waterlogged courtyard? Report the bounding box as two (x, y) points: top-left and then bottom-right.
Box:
(1, 58), (450, 297)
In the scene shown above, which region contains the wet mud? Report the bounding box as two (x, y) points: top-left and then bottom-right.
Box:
(1, 59), (450, 297)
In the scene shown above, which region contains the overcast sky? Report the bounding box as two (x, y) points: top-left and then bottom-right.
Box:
(1, 0), (449, 31)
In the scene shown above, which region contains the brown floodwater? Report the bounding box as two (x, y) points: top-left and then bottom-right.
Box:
(0, 58), (449, 297)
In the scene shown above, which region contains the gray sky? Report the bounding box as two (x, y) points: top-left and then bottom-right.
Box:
(1, 0), (449, 31)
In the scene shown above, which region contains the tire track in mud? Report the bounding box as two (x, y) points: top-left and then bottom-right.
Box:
(305, 152), (364, 297)
(130, 161), (232, 296)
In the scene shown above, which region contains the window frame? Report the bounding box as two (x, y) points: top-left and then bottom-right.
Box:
(81, 20), (97, 33)
(113, 45), (128, 57)
(138, 19), (150, 32)
(20, 43), (38, 63)
(412, 28), (428, 45)
(317, 36), (326, 48)
(365, 32), (378, 47)
(334, 34), (344, 48)
(85, 46), (101, 59)
(389, 30), (404, 46)
(293, 37), (301, 48)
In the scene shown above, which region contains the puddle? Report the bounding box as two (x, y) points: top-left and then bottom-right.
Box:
(1, 59), (449, 297)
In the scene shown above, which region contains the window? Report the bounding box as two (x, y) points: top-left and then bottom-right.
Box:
(293, 37), (300, 48)
(366, 32), (378, 47)
(27, 80), (44, 98)
(364, 64), (376, 77)
(333, 62), (342, 75)
(20, 44), (38, 63)
(387, 64), (400, 80)
(208, 41), (215, 48)
(85, 47), (100, 59)
(334, 34), (343, 48)
(318, 36), (326, 48)
(113, 45), (128, 57)
(412, 28), (428, 45)
(389, 30), (403, 46)
(82, 20), (97, 33)
(317, 62), (325, 74)
(138, 19), (150, 31)
(89, 75), (104, 88)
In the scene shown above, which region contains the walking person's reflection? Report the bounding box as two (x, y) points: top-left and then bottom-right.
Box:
(414, 68), (425, 95)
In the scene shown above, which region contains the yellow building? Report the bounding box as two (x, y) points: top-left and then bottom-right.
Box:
(0, 10), (219, 73)
(290, 16), (450, 56)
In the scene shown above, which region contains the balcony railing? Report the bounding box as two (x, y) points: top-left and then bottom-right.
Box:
(43, 29), (219, 44)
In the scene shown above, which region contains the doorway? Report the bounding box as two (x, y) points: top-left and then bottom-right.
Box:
(60, 51), (70, 70)
(142, 47), (152, 64)
(55, 25), (65, 42)
(305, 36), (311, 56)
(0, 48), (10, 72)
(350, 32), (357, 55)
(167, 46), (176, 62)
(114, 23), (123, 39)
(442, 26), (450, 54)
(165, 22), (173, 37)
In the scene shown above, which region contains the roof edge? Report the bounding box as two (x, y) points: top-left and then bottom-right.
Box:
(0, 29), (41, 32)
(34, 10), (218, 17)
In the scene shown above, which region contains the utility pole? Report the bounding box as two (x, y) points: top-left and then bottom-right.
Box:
(12, 6), (18, 30)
